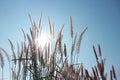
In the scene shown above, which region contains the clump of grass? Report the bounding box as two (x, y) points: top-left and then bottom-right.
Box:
(0, 15), (117, 80)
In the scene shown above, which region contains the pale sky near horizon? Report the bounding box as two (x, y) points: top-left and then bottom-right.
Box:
(0, 0), (120, 79)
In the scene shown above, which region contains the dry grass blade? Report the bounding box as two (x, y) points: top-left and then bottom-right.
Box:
(48, 16), (52, 35)
(44, 48), (48, 65)
(52, 24), (54, 38)
(0, 48), (11, 79)
(101, 59), (104, 72)
(17, 47), (22, 80)
(39, 14), (42, 30)
(59, 24), (64, 35)
(20, 42), (24, 66)
(0, 51), (4, 68)
(97, 61), (104, 78)
(92, 67), (96, 77)
(27, 34), (32, 46)
(30, 27), (35, 41)
(80, 64), (83, 77)
(28, 14), (33, 27)
(112, 65), (117, 79)
(40, 53), (45, 67)
(17, 42), (20, 58)
(0, 48), (10, 63)
(94, 66), (98, 76)
(33, 21), (39, 34)
(8, 39), (16, 64)
(55, 24), (64, 52)
(17, 65), (21, 80)
(70, 16), (73, 38)
(8, 39), (14, 50)
(47, 43), (50, 60)
(85, 69), (89, 78)
(58, 32), (63, 55)
(38, 48), (41, 63)
(21, 28), (26, 42)
(98, 44), (102, 56)
(110, 70), (113, 80)
(58, 53), (63, 64)
(93, 45), (98, 61)
(64, 44), (67, 57)
(50, 52), (54, 65)
(77, 27), (87, 54)
(49, 50), (56, 73)
(12, 68), (17, 80)
(71, 33), (77, 55)
(0, 51), (4, 80)
(26, 44), (30, 60)
(24, 42), (27, 54)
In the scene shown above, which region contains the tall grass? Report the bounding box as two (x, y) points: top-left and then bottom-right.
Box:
(0, 15), (117, 80)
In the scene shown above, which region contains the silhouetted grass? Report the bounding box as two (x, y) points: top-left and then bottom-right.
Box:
(0, 15), (117, 80)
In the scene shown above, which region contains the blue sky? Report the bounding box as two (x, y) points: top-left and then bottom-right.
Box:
(0, 0), (120, 79)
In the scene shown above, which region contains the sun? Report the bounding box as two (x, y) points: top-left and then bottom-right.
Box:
(36, 33), (50, 49)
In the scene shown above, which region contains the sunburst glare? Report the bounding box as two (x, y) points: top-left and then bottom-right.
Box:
(36, 33), (50, 49)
